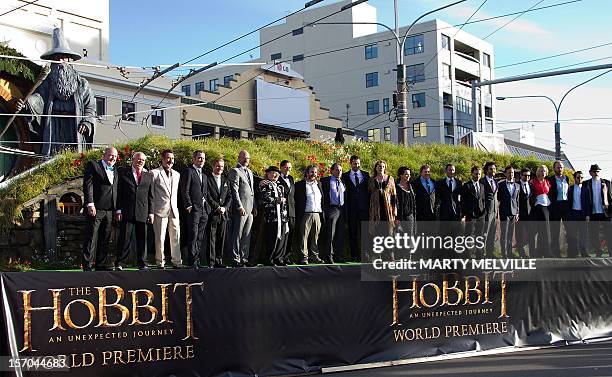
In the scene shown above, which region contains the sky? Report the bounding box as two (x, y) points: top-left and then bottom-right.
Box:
(109, 0), (612, 176)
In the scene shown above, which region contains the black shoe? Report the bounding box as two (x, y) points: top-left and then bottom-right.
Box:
(274, 260), (287, 266)
(245, 262), (258, 267)
(189, 263), (200, 269)
(114, 263), (125, 271)
(283, 258), (294, 265)
(296, 259), (308, 265)
(309, 256), (323, 264)
(82, 265), (93, 271)
(231, 262), (242, 268)
(322, 258), (335, 264)
(138, 265), (150, 270)
(95, 266), (113, 271)
(172, 263), (186, 269)
(214, 263), (227, 268)
(208, 262), (215, 268)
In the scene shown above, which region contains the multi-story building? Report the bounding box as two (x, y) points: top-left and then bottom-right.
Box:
(0, 0), (182, 152)
(190, 0), (495, 145)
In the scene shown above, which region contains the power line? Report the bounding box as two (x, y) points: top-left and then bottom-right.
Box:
(0, 0), (39, 17)
(496, 41), (612, 69)
(483, 0), (546, 40)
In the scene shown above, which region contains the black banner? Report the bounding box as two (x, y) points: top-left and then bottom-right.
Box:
(2, 262), (612, 376)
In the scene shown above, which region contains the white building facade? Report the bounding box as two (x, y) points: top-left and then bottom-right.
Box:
(189, 0), (495, 145)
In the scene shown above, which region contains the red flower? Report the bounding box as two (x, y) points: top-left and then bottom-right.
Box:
(72, 159), (81, 168)
(123, 145), (130, 154)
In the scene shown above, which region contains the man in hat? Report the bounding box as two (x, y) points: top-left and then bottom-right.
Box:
(582, 164), (612, 257)
(259, 166), (289, 266)
(15, 27), (95, 156)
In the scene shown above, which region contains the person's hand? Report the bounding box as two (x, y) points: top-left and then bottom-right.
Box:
(87, 205), (96, 217)
(78, 122), (88, 135)
(239, 207), (246, 216)
(586, 216), (590, 222)
(253, 208), (258, 217)
(115, 212), (122, 222)
(186, 206), (192, 214)
(147, 214), (154, 224)
(514, 214), (519, 222)
(218, 207), (226, 214)
(14, 99), (25, 112)
(394, 219), (400, 226)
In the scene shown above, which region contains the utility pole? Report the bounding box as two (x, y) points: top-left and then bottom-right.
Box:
(345, 103), (350, 128)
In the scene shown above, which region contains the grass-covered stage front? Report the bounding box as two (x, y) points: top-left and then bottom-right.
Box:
(2, 261), (612, 376)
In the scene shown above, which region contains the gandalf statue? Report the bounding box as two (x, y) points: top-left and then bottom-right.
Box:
(15, 27), (95, 156)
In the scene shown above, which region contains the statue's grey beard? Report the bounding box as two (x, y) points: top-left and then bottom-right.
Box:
(50, 63), (78, 99)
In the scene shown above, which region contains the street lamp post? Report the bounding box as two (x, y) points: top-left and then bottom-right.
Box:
(496, 68), (612, 160)
(310, 0), (466, 146)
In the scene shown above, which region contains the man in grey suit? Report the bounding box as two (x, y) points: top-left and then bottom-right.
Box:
(228, 149), (257, 267)
(480, 161), (499, 258)
(497, 166), (520, 258)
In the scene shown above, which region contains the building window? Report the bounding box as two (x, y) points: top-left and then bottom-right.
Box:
(121, 101), (135, 122)
(367, 128), (381, 142)
(95, 96), (105, 116)
(293, 54), (304, 62)
(365, 44), (378, 59)
(151, 107), (164, 127)
(192, 123), (215, 139)
(181, 84), (191, 96)
(366, 100), (379, 115)
(456, 97), (472, 114)
(271, 52), (282, 61)
(406, 64), (425, 83)
(195, 81), (205, 94)
(404, 34), (424, 55)
(442, 63), (451, 79)
(209, 78), (218, 92)
(223, 75), (233, 86)
(483, 53), (491, 68)
(384, 126), (391, 141)
(365, 72), (378, 88)
(413, 122), (427, 138)
(441, 34), (450, 50)
(412, 93), (426, 108)
(383, 97), (390, 113)
(292, 27), (303, 36)
(484, 106), (493, 118)
(220, 128), (241, 139)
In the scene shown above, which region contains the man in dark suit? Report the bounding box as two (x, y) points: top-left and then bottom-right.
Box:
(497, 166), (520, 258)
(82, 146), (118, 271)
(567, 171), (588, 258)
(413, 164), (437, 222)
(582, 164), (612, 257)
(278, 160), (295, 264)
(179, 150), (210, 268)
(207, 158), (231, 268)
(547, 160), (570, 257)
(115, 152), (153, 270)
(516, 168), (534, 258)
(341, 155), (370, 262)
(295, 165), (324, 264)
(321, 163), (346, 264)
(480, 161), (498, 258)
(461, 166), (486, 258)
(436, 164), (462, 256)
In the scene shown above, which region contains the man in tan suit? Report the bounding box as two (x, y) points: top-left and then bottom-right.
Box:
(149, 149), (183, 268)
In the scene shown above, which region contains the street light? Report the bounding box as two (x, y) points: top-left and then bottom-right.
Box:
(496, 68), (612, 160)
(310, 0), (466, 146)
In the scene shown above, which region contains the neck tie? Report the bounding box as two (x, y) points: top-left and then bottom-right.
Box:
(475, 182), (479, 197)
(448, 179), (452, 190)
(165, 168), (170, 178)
(354, 172), (359, 186)
(427, 179), (432, 194)
(136, 170), (141, 184)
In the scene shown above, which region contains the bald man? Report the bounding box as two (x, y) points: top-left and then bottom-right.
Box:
(82, 146), (118, 271)
(228, 149), (257, 267)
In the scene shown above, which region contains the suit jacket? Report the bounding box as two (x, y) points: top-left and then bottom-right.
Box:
(497, 180), (520, 218)
(207, 174), (232, 222)
(150, 166), (180, 218)
(278, 174), (295, 218)
(436, 177), (462, 221)
(228, 165), (255, 215)
(461, 180), (485, 220)
(479, 176), (499, 219)
(83, 160), (118, 211)
(116, 167), (153, 222)
(581, 178), (612, 217)
(321, 175), (346, 213)
(295, 179), (324, 223)
(413, 178), (437, 221)
(180, 166), (210, 214)
(341, 170), (370, 219)
(518, 180), (532, 220)
(547, 175), (570, 203)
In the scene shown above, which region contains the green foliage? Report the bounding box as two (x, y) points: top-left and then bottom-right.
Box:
(0, 44), (41, 82)
(0, 135), (553, 233)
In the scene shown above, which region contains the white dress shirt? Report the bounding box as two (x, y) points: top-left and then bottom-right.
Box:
(572, 184), (582, 211)
(305, 180), (322, 213)
(592, 179), (604, 214)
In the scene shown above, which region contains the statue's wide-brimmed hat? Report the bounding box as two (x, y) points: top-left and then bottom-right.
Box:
(40, 27), (82, 61)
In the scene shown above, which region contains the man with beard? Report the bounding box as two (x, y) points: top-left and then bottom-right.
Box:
(15, 28), (95, 156)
